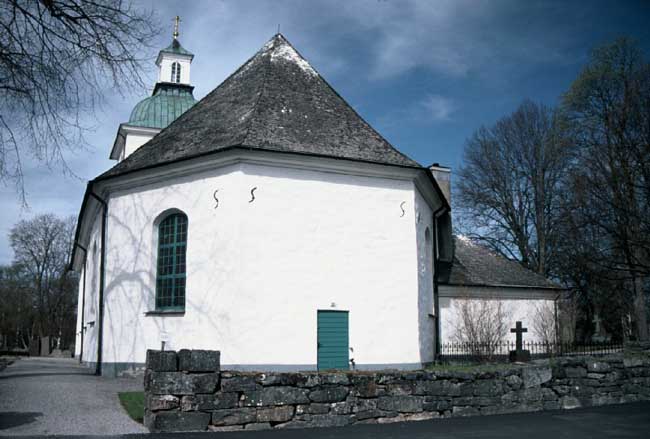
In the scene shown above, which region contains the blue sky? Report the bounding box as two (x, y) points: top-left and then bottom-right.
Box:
(1, 0), (649, 263)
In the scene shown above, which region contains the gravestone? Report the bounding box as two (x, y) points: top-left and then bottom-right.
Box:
(39, 336), (51, 357)
(508, 321), (530, 362)
(28, 338), (39, 356)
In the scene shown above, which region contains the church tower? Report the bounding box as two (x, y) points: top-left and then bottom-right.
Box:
(110, 16), (197, 162)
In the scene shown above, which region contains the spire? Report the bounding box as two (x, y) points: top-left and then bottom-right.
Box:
(173, 15), (181, 40)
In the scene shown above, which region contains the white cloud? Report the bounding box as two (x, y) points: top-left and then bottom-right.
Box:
(421, 94), (457, 121)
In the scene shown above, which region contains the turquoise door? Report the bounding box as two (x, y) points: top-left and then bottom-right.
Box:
(317, 310), (349, 370)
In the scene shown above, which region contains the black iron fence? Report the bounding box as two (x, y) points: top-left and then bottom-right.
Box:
(439, 340), (624, 363)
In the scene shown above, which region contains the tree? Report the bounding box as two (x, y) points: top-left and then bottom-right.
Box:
(0, 0), (160, 201)
(0, 264), (33, 349)
(451, 293), (512, 361)
(457, 100), (573, 276)
(530, 301), (556, 345)
(9, 214), (78, 348)
(562, 38), (650, 341)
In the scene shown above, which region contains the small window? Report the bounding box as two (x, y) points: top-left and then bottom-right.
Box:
(170, 62), (181, 83)
(155, 213), (187, 310)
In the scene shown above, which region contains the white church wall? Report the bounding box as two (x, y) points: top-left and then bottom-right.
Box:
(124, 132), (155, 159)
(98, 160), (430, 373)
(74, 264), (84, 358)
(438, 285), (559, 346)
(414, 187), (435, 364)
(74, 211), (102, 364)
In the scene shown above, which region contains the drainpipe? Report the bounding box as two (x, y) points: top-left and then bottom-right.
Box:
(71, 243), (87, 364)
(89, 191), (108, 376)
(431, 205), (447, 361)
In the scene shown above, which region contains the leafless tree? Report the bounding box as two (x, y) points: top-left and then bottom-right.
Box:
(0, 264), (33, 349)
(562, 38), (650, 341)
(531, 301), (556, 345)
(8, 214), (78, 347)
(0, 0), (160, 201)
(451, 294), (512, 360)
(457, 100), (573, 276)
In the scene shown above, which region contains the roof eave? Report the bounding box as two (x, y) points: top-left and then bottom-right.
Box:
(440, 281), (566, 291)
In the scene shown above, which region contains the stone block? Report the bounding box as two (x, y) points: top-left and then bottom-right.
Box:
(330, 401), (354, 415)
(178, 349), (220, 372)
(421, 380), (461, 396)
(519, 387), (543, 402)
(320, 373), (350, 385)
(221, 375), (259, 392)
(146, 411), (210, 432)
(623, 357), (645, 368)
(243, 386), (310, 406)
(451, 396), (474, 406)
(543, 400), (560, 410)
(148, 371), (220, 395)
(258, 372), (318, 387)
(592, 393), (621, 406)
(245, 422), (272, 430)
(211, 408), (257, 426)
(473, 379), (504, 396)
(506, 374), (523, 389)
(208, 425), (244, 432)
(501, 391), (519, 404)
(146, 350), (178, 372)
(352, 398), (377, 413)
(296, 403), (330, 415)
(308, 386), (349, 403)
(474, 396), (499, 406)
(522, 367), (552, 388)
(377, 395), (424, 413)
(386, 382), (415, 395)
(278, 414), (352, 428)
(541, 388), (557, 401)
(586, 361), (611, 373)
(146, 394), (180, 411)
(565, 367), (587, 378)
(560, 396), (581, 409)
(350, 375), (383, 397)
(423, 398), (450, 411)
(552, 385), (570, 396)
(587, 373), (606, 379)
(354, 409), (385, 420)
(452, 406), (480, 417)
(256, 405), (295, 423)
(180, 392), (238, 411)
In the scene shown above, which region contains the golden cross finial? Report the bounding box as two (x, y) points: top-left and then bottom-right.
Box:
(173, 16), (181, 40)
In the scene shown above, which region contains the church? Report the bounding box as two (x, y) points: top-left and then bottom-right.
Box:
(71, 27), (559, 376)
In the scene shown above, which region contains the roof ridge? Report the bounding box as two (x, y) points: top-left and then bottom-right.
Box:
(240, 46), (273, 147)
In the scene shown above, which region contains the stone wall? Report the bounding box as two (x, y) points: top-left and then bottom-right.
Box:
(144, 349), (650, 432)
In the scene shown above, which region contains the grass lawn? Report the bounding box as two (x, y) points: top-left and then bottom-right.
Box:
(118, 391), (144, 424)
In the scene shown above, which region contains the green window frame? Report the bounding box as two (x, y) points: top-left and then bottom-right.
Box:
(155, 213), (187, 310)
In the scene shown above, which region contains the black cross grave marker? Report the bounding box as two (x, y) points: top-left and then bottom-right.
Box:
(510, 321), (528, 351)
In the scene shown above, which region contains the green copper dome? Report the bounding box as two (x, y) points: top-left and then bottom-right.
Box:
(128, 83), (197, 129)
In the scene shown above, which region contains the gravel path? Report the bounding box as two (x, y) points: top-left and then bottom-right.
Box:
(0, 357), (147, 436)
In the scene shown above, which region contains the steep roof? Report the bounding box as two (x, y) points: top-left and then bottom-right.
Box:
(442, 236), (562, 289)
(99, 34), (420, 180)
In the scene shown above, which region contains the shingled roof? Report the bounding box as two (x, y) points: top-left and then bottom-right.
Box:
(442, 236), (561, 289)
(99, 34), (420, 179)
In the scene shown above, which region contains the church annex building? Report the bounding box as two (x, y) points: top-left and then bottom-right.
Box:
(71, 31), (559, 376)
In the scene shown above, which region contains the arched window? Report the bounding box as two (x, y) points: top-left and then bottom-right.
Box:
(155, 213), (187, 310)
(170, 62), (181, 83)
